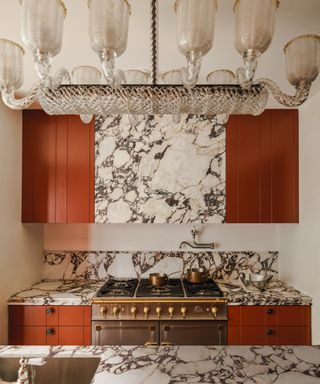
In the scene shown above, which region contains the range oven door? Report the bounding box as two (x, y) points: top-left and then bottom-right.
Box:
(160, 321), (227, 346)
(92, 321), (159, 346)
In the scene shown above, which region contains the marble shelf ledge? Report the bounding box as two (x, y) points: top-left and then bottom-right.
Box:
(1, 345), (320, 384)
(7, 280), (104, 306)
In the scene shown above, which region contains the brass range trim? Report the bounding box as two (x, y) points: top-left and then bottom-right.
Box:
(91, 298), (228, 305)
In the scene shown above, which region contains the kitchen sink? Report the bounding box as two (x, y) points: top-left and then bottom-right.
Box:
(0, 358), (100, 384)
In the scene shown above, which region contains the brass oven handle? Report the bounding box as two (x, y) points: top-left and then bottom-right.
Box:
(144, 342), (158, 347)
(145, 325), (157, 347)
(162, 325), (173, 346)
(96, 325), (102, 345)
(218, 325), (222, 345)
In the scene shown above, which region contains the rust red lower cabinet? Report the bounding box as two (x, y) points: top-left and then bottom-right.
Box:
(228, 306), (311, 345)
(8, 306), (92, 345)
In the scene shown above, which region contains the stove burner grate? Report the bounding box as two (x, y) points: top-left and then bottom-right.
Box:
(97, 278), (138, 298)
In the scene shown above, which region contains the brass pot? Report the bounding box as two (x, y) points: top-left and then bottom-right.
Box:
(185, 268), (208, 284)
(149, 273), (168, 287)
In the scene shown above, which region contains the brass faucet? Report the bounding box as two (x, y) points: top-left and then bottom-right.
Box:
(179, 226), (215, 250)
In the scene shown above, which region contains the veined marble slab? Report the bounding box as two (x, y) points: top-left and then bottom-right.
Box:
(43, 250), (278, 283)
(219, 279), (312, 306)
(1, 345), (319, 384)
(7, 280), (104, 306)
(7, 278), (311, 306)
(95, 114), (226, 223)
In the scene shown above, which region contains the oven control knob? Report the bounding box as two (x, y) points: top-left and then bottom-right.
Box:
(143, 306), (150, 319)
(100, 306), (108, 317)
(156, 306), (162, 318)
(181, 306), (187, 319)
(131, 306), (138, 319)
(112, 306), (120, 317)
(210, 306), (218, 318)
(168, 306), (175, 319)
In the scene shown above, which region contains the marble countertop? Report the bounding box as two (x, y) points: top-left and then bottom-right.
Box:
(7, 280), (104, 306)
(7, 278), (312, 306)
(217, 279), (312, 306)
(1, 345), (320, 383)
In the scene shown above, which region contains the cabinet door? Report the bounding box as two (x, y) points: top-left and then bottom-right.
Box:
(226, 109), (298, 223)
(22, 112), (95, 223)
(92, 321), (159, 346)
(160, 321), (227, 346)
(22, 111), (56, 223)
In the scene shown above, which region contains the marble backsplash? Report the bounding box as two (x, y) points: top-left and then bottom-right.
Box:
(95, 114), (226, 224)
(43, 251), (278, 283)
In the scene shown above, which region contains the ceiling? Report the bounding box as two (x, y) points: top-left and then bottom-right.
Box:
(0, 0), (320, 108)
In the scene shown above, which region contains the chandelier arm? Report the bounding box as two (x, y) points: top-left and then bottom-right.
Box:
(256, 78), (311, 107)
(150, 0), (159, 85)
(1, 84), (39, 110)
(181, 52), (202, 89)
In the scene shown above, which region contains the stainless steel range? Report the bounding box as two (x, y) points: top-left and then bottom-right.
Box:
(92, 277), (227, 346)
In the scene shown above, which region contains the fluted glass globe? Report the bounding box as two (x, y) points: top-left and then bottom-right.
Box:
(234, 0), (278, 55)
(20, 0), (66, 57)
(88, 0), (130, 58)
(285, 35), (320, 87)
(0, 39), (24, 90)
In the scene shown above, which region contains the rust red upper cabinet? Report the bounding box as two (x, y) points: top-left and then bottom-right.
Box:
(226, 109), (299, 223)
(22, 111), (95, 223)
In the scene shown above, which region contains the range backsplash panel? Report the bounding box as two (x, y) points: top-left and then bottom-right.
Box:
(43, 251), (278, 283)
(95, 115), (226, 223)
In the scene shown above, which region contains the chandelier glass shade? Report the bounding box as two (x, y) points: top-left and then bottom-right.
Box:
(0, 0), (319, 121)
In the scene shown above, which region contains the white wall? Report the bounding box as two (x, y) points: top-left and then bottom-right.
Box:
(0, 103), (43, 344)
(278, 92), (320, 345)
(44, 223), (277, 251)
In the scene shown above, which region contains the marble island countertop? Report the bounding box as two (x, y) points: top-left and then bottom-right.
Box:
(1, 345), (320, 383)
(7, 278), (312, 306)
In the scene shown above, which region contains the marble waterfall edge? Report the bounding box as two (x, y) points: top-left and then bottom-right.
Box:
(43, 251), (278, 282)
(95, 114), (226, 223)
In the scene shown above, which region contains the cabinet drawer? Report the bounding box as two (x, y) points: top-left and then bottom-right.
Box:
(59, 327), (85, 345)
(9, 306), (46, 327)
(278, 326), (304, 345)
(241, 326), (266, 345)
(241, 307), (265, 326)
(58, 306), (85, 326)
(277, 306), (304, 326)
(228, 326), (240, 345)
(46, 306), (59, 326)
(9, 326), (47, 345)
(228, 307), (240, 326)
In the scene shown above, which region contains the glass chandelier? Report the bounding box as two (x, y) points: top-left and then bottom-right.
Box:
(0, 0), (319, 120)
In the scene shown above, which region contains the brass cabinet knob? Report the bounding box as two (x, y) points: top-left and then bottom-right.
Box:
(100, 306), (108, 317)
(156, 306), (162, 319)
(211, 306), (218, 318)
(112, 306), (120, 317)
(143, 306), (150, 319)
(46, 328), (55, 336)
(46, 307), (55, 315)
(181, 306), (187, 319)
(168, 306), (175, 319)
(131, 306), (138, 319)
